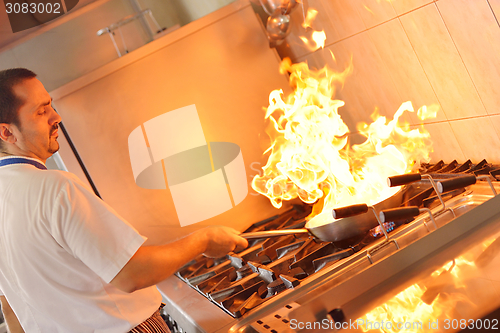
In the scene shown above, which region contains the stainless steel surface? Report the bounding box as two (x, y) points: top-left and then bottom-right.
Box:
(266, 11), (291, 40)
(157, 277), (234, 333)
(157, 181), (500, 333)
(259, 0), (282, 15)
(247, 183), (500, 332)
(283, 186), (500, 330)
(259, 0), (299, 16)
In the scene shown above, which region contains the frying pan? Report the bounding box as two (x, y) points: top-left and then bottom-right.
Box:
(242, 187), (404, 242)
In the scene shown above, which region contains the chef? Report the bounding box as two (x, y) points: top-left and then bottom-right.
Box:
(0, 68), (248, 333)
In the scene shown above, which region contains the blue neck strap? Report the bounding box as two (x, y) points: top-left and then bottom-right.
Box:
(0, 157), (47, 170)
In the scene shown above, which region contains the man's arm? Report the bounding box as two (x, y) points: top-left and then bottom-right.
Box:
(0, 296), (25, 333)
(110, 226), (248, 293)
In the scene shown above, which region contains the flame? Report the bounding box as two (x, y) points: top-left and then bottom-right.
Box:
(299, 9), (326, 51)
(301, 8), (318, 29)
(417, 104), (439, 121)
(299, 34), (326, 51)
(312, 31), (326, 48)
(358, 257), (477, 333)
(430, 257), (475, 281)
(364, 5), (375, 15)
(251, 57), (434, 219)
(360, 285), (441, 333)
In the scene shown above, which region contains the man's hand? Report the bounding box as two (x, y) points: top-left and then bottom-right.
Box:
(199, 226), (248, 258)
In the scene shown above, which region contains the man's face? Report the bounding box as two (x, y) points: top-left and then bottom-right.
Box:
(11, 78), (61, 162)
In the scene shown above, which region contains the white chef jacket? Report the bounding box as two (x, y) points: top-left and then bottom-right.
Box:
(0, 156), (161, 332)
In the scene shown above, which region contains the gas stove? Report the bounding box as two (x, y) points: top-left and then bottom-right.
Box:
(157, 160), (500, 333)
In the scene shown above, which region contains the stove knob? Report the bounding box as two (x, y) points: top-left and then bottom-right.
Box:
(326, 308), (345, 324)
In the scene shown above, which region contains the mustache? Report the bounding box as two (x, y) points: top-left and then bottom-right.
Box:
(50, 123), (59, 135)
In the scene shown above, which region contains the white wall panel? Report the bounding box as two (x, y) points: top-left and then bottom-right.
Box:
(399, 4), (486, 120)
(357, 0), (397, 28)
(368, 18), (445, 124)
(437, 0), (500, 116)
(390, 0), (435, 15)
(418, 121), (465, 163)
(449, 117), (500, 163)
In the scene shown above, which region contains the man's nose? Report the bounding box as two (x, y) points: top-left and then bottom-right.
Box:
(49, 106), (62, 125)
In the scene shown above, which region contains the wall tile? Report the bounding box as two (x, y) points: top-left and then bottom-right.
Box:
(488, 0), (500, 22)
(391, 0), (435, 15)
(357, 0), (398, 28)
(400, 4), (487, 120)
(437, 0), (500, 116)
(489, 114), (500, 139)
(419, 121), (466, 163)
(368, 18), (446, 124)
(304, 32), (412, 133)
(448, 117), (500, 164)
(321, 0), (366, 40)
(298, 48), (329, 68)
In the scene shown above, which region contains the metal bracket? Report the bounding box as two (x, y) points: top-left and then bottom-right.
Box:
(366, 206), (400, 264)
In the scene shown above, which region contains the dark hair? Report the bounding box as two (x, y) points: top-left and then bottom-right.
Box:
(0, 68), (37, 127)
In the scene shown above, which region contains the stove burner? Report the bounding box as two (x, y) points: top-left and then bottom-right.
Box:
(420, 159), (500, 177)
(236, 265), (253, 280)
(371, 222), (396, 238)
(288, 267), (307, 280)
(280, 274), (300, 289)
(266, 278), (286, 297)
(290, 242), (335, 275)
(312, 248), (354, 272)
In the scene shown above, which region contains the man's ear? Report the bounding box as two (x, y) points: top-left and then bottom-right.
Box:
(0, 124), (17, 144)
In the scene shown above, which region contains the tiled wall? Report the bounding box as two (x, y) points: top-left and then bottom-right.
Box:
(277, 0), (500, 164)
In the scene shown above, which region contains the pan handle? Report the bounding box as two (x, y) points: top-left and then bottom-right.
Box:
(387, 173), (422, 187)
(332, 204), (368, 219)
(241, 229), (309, 239)
(379, 206), (420, 223)
(437, 175), (476, 194)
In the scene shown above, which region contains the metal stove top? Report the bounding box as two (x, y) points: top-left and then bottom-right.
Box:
(157, 161), (500, 333)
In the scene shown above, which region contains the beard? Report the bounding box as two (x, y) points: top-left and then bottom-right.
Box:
(48, 141), (59, 154)
(48, 123), (60, 154)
